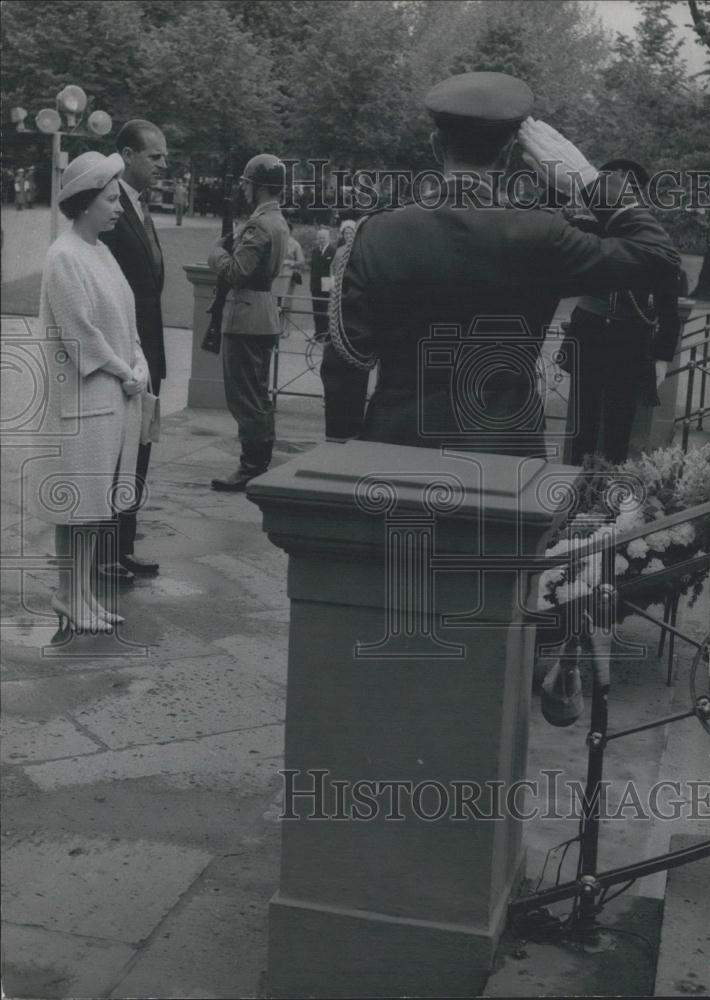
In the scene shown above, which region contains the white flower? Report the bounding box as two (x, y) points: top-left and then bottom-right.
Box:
(615, 508), (646, 533)
(545, 538), (572, 558)
(579, 554), (602, 589)
(647, 530), (672, 552)
(614, 554), (630, 577)
(626, 537), (650, 560)
(540, 567), (566, 589)
(641, 558), (665, 575)
(669, 523), (696, 547)
(537, 567), (566, 606)
(556, 581), (592, 604)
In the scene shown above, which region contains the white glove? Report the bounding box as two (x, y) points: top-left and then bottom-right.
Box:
(655, 359), (669, 389)
(518, 117), (598, 200)
(122, 364), (148, 397)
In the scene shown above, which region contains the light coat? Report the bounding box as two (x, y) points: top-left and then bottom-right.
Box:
(28, 230), (146, 524)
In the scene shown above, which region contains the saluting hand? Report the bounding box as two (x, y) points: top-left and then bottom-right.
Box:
(518, 117), (598, 200)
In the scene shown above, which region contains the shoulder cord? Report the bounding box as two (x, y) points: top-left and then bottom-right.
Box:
(327, 217), (378, 371)
(625, 290), (656, 327)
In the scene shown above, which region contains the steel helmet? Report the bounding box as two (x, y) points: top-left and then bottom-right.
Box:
(240, 154), (285, 191)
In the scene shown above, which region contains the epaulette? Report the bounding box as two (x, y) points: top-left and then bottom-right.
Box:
(328, 215), (378, 372)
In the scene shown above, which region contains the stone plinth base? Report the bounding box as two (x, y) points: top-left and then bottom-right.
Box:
(267, 868), (522, 1000)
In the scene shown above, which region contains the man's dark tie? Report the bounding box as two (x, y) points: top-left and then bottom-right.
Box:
(139, 194), (163, 272)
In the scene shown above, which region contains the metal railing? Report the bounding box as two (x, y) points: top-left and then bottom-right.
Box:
(512, 500), (710, 940)
(268, 298), (710, 453)
(670, 309), (710, 450)
(270, 294), (325, 406)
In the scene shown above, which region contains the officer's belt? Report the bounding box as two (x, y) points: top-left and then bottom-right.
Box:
(233, 283), (274, 292)
(576, 294), (648, 323)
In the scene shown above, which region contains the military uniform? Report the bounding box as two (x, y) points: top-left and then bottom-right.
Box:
(564, 279), (682, 464)
(208, 198), (289, 478)
(560, 163), (683, 464)
(323, 73), (681, 455)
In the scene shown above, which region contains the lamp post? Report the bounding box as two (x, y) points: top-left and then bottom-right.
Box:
(11, 85), (112, 243)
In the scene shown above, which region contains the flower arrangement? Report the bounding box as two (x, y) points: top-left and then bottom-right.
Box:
(539, 445), (710, 619)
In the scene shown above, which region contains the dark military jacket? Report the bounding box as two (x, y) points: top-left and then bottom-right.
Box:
(322, 176), (681, 452)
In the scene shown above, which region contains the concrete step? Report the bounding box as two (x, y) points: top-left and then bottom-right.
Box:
(654, 834), (710, 997)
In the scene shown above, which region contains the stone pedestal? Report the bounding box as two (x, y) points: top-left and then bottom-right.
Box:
(183, 263), (226, 409)
(248, 443), (574, 998)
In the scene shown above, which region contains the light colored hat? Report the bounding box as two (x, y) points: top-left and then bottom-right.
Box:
(339, 219), (357, 233)
(58, 151), (124, 204)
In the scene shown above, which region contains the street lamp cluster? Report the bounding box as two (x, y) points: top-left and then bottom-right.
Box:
(10, 85), (112, 241)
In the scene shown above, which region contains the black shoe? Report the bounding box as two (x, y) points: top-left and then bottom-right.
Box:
(211, 468), (265, 493)
(97, 563), (135, 586)
(120, 554), (159, 576)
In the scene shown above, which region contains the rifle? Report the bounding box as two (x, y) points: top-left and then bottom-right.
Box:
(201, 172), (235, 354)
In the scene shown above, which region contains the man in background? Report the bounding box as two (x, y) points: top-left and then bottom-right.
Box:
(173, 177), (187, 226)
(310, 226), (335, 341)
(100, 118), (168, 581)
(562, 159), (682, 464)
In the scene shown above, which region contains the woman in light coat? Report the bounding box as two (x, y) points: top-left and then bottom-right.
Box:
(32, 151), (148, 635)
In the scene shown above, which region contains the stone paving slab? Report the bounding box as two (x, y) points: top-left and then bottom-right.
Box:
(20, 724), (284, 793)
(1, 716), (102, 764)
(196, 552), (288, 611)
(2, 645), (285, 753)
(654, 835), (710, 997)
(67, 653), (284, 749)
(109, 835), (279, 1000)
(2, 835), (212, 943)
(1, 923), (135, 1000)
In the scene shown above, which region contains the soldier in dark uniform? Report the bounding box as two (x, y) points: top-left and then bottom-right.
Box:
(562, 159), (682, 464)
(322, 72), (681, 455)
(209, 154), (289, 492)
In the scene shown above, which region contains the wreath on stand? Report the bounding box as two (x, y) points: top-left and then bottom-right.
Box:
(536, 445), (710, 726)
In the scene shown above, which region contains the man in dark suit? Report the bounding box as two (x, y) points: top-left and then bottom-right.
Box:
(100, 119), (168, 579)
(310, 227), (335, 341)
(322, 72), (680, 454)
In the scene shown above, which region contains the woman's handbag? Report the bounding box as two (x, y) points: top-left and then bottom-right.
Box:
(140, 377), (160, 446)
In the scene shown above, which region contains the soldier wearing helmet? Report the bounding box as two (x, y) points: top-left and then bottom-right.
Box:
(208, 153), (290, 492)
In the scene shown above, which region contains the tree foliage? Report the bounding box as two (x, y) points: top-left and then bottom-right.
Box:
(1, 0), (706, 237)
(145, 0), (281, 172)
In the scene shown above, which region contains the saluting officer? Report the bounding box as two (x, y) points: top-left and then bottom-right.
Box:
(209, 154), (289, 492)
(322, 71), (681, 455)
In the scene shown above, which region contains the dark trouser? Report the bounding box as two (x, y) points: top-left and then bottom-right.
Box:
(118, 376), (161, 557)
(312, 294), (330, 339)
(564, 309), (648, 466)
(222, 334), (278, 472)
(567, 373), (637, 465)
